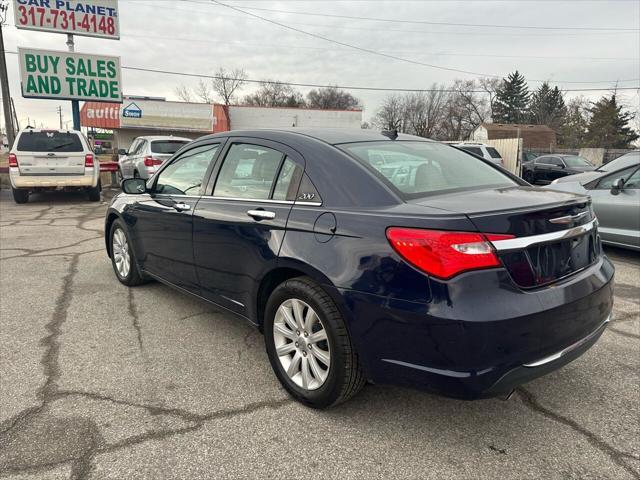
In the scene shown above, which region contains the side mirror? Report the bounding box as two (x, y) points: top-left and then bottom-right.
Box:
(118, 149), (127, 156)
(610, 178), (624, 195)
(122, 178), (147, 194)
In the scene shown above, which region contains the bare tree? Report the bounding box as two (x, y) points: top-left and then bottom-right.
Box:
(478, 77), (500, 121)
(175, 85), (193, 102)
(372, 94), (406, 131)
(212, 67), (247, 106)
(439, 79), (493, 140)
(243, 81), (305, 108)
(403, 86), (448, 138)
(306, 86), (360, 110)
(195, 79), (215, 103)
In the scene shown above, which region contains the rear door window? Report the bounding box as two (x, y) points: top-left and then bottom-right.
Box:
(213, 144), (285, 200)
(486, 147), (502, 159)
(461, 147), (483, 156)
(151, 140), (189, 155)
(16, 131), (83, 152)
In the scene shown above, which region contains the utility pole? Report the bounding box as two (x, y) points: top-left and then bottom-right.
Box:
(57, 106), (63, 129)
(0, 2), (16, 148)
(66, 34), (81, 131)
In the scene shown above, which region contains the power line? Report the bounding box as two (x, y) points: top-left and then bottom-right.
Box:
(121, 32), (638, 62)
(195, 1), (639, 31)
(128, 1), (634, 37)
(210, 1), (640, 84)
(3, 49), (638, 93)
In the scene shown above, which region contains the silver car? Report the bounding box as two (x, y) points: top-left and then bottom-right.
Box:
(548, 151), (639, 250)
(118, 136), (191, 180)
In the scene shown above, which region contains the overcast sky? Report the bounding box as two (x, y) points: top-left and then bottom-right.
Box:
(2, 0), (639, 129)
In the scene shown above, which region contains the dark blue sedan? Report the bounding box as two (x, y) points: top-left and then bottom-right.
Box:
(105, 129), (614, 408)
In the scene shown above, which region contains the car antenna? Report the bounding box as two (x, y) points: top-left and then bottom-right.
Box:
(382, 129), (398, 140)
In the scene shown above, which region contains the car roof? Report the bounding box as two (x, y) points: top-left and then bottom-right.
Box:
(17, 128), (82, 134)
(196, 128), (432, 146)
(134, 136), (192, 142)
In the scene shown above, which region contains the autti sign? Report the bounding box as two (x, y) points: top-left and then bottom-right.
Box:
(13, 0), (120, 40)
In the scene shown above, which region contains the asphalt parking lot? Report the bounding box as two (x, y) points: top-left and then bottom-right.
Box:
(0, 188), (638, 480)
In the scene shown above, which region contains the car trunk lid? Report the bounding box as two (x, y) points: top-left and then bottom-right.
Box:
(411, 186), (600, 288)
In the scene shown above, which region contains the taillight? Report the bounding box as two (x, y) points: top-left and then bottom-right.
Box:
(8, 153), (18, 168)
(143, 156), (162, 167)
(386, 228), (514, 279)
(84, 154), (94, 167)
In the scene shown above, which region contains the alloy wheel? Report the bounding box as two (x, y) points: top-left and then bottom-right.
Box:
(273, 298), (331, 390)
(112, 228), (131, 278)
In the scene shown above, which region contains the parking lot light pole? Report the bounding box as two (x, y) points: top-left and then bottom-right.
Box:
(66, 33), (81, 131)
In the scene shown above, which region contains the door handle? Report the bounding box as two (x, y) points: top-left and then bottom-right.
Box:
(173, 202), (191, 212)
(247, 209), (275, 220)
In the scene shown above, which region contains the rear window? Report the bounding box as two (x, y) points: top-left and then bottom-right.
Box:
(341, 141), (516, 198)
(151, 140), (189, 154)
(486, 147), (502, 159)
(16, 131), (83, 152)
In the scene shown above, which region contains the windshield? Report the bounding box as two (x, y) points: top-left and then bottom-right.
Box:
(340, 141), (516, 198)
(151, 140), (189, 154)
(16, 131), (83, 152)
(562, 155), (592, 167)
(597, 152), (640, 172)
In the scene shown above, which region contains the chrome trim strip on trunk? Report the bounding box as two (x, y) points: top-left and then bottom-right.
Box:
(522, 314), (610, 368)
(492, 219), (597, 252)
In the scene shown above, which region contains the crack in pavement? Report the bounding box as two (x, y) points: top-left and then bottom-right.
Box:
(127, 289), (144, 352)
(516, 387), (640, 479)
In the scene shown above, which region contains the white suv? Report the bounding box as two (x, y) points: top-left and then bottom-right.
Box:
(118, 136), (191, 180)
(9, 128), (101, 204)
(450, 142), (504, 167)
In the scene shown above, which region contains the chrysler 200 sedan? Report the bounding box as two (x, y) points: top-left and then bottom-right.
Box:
(105, 129), (614, 408)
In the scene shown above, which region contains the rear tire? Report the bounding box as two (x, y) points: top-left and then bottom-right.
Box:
(109, 219), (145, 286)
(87, 181), (101, 202)
(264, 276), (366, 408)
(12, 187), (29, 204)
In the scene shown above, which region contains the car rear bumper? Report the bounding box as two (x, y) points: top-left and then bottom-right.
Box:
(10, 169), (97, 188)
(336, 254), (614, 399)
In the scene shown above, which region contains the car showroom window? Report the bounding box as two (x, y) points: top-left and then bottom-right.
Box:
(213, 144), (284, 200)
(16, 131), (83, 152)
(155, 144), (220, 196)
(596, 166), (638, 190)
(341, 141), (516, 198)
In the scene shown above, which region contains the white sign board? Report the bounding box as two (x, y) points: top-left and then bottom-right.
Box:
(19, 47), (123, 103)
(13, 0), (120, 39)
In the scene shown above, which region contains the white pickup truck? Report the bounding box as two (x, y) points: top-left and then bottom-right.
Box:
(9, 128), (101, 204)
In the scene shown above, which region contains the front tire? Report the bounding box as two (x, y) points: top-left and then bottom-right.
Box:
(109, 219), (145, 286)
(264, 277), (365, 408)
(12, 187), (29, 204)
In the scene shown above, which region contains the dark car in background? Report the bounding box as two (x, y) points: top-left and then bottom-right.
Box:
(522, 154), (595, 185)
(104, 129), (613, 408)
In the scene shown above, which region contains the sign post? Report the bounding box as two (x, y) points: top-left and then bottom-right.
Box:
(14, 0), (120, 131)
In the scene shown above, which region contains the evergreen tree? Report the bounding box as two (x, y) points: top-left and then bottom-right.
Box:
(558, 97), (589, 148)
(529, 82), (566, 130)
(585, 94), (639, 148)
(492, 71), (530, 124)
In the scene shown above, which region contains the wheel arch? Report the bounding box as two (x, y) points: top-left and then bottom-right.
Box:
(254, 259), (346, 331)
(104, 211), (121, 257)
